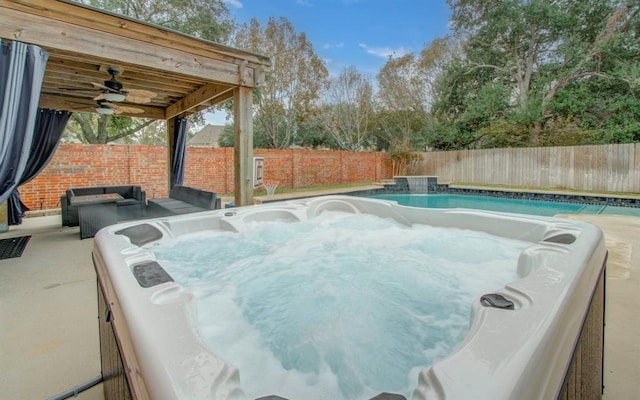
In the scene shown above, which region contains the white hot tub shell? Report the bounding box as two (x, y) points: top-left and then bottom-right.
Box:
(92, 195), (606, 400)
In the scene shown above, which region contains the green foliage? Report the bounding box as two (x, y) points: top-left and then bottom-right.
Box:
(217, 125), (234, 147)
(430, 0), (640, 150)
(295, 113), (340, 149)
(549, 75), (640, 144)
(217, 123), (272, 149)
(64, 113), (159, 144)
(389, 146), (423, 176)
(477, 120), (531, 148)
(80, 0), (233, 43)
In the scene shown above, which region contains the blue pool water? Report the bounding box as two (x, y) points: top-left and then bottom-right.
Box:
(368, 194), (640, 217)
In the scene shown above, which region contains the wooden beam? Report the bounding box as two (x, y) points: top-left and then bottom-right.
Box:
(165, 83), (234, 119)
(185, 91), (236, 116)
(233, 86), (254, 206)
(0, 6), (256, 86)
(45, 54), (205, 84)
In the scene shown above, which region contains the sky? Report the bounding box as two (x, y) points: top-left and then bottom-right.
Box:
(207, 0), (452, 125)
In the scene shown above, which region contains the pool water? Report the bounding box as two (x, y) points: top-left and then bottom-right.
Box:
(368, 194), (640, 217)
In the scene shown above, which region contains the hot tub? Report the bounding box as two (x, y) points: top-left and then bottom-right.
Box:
(92, 195), (606, 400)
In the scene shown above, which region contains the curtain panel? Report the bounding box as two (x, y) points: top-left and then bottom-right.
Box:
(8, 109), (71, 225)
(0, 41), (48, 208)
(171, 117), (187, 189)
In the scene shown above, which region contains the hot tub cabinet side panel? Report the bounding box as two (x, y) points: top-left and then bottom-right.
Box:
(98, 277), (134, 400)
(558, 265), (605, 400)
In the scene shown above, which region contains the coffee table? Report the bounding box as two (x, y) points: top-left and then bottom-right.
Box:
(70, 193), (123, 239)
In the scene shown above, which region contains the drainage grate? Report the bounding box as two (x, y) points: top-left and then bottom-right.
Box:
(0, 236), (31, 260)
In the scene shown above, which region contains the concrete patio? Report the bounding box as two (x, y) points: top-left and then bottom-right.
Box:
(0, 200), (638, 399)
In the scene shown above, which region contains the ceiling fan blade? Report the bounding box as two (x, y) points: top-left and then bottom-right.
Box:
(126, 89), (157, 98)
(93, 93), (106, 101)
(124, 94), (152, 104)
(104, 102), (144, 114)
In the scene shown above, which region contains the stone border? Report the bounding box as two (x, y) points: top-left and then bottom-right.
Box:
(367, 177), (640, 208)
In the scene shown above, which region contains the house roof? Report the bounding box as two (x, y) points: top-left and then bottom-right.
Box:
(188, 124), (225, 147)
(0, 0), (270, 119)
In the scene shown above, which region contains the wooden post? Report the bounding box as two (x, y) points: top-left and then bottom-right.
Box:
(234, 86), (254, 206)
(167, 117), (176, 193)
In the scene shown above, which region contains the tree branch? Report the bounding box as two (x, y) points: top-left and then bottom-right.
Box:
(71, 113), (97, 144)
(108, 119), (158, 142)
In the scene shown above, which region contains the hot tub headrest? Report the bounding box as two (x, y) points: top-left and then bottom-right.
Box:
(115, 223), (163, 246)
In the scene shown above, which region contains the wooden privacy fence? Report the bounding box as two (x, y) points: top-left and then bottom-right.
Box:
(417, 143), (640, 193)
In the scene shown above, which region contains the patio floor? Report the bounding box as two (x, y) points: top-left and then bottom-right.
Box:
(0, 197), (638, 399)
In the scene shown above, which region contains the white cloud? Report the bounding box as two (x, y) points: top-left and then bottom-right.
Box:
(359, 43), (411, 59)
(223, 0), (243, 9)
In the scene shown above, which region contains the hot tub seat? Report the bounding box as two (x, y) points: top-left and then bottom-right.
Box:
(146, 185), (221, 217)
(61, 185), (146, 227)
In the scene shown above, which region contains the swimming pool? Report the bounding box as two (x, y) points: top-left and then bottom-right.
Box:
(369, 193), (640, 216)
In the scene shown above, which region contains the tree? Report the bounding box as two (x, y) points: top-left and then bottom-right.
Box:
(295, 108), (340, 149)
(64, 113), (158, 144)
(376, 53), (429, 152)
(435, 0), (640, 148)
(79, 0), (234, 43)
(234, 17), (329, 148)
(319, 66), (374, 151)
(66, 0), (234, 143)
(217, 123), (272, 148)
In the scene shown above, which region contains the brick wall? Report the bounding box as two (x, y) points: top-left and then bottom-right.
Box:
(19, 144), (393, 210)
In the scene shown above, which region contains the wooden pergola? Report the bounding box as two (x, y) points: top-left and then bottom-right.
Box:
(0, 0), (271, 206)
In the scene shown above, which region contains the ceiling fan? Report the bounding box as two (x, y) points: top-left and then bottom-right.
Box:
(71, 100), (145, 115)
(95, 100), (144, 115)
(91, 67), (157, 104)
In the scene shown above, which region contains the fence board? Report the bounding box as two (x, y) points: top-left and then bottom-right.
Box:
(418, 143), (640, 193)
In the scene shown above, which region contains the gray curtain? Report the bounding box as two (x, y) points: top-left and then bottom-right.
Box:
(0, 41), (48, 204)
(170, 117), (187, 189)
(8, 109), (71, 225)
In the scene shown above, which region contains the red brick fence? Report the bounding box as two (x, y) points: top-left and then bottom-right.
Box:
(19, 144), (393, 211)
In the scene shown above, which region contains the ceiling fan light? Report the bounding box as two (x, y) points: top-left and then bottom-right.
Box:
(103, 92), (126, 102)
(96, 107), (114, 115)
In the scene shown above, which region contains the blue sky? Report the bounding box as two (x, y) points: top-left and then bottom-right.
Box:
(207, 0), (451, 125)
(224, 0), (452, 75)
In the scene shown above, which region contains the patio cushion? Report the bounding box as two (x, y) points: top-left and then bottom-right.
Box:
(105, 186), (134, 198)
(147, 186), (220, 217)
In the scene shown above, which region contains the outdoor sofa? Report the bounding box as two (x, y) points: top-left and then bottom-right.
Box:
(61, 185), (146, 227)
(146, 185), (221, 217)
